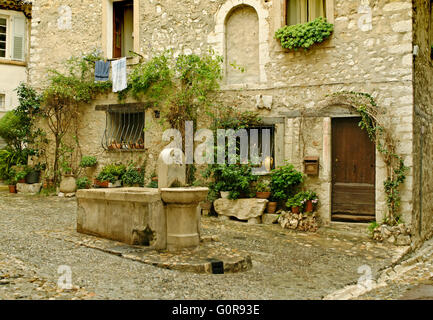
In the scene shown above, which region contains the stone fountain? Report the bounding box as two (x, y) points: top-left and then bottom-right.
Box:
(76, 148), (208, 252)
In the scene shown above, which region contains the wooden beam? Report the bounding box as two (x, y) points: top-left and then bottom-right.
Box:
(95, 102), (150, 112)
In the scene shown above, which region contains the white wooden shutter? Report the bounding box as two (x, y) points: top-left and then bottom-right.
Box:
(12, 16), (25, 61)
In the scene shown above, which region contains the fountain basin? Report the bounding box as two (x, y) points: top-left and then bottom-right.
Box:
(160, 187), (209, 251)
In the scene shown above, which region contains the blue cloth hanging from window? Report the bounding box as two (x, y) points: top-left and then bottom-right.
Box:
(94, 60), (110, 82)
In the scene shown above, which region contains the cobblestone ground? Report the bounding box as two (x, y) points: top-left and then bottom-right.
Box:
(357, 238), (433, 300)
(0, 192), (406, 300)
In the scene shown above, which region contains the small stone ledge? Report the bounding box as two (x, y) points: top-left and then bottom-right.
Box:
(16, 183), (42, 195)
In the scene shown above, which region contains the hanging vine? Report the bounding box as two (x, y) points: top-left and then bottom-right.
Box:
(326, 91), (408, 226)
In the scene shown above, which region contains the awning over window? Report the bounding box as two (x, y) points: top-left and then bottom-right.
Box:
(0, 1), (32, 19)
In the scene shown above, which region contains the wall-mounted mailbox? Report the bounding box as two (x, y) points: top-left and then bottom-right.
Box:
(304, 156), (319, 176)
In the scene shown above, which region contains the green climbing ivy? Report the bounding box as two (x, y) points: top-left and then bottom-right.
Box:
(329, 91), (408, 226)
(275, 17), (334, 51)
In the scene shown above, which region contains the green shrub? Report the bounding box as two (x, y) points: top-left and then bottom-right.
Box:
(286, 190), (319, 211)
(76, 177), (91, 189)
(79, 156), (97, 168)
(203, 163), (257, 200)
(255, 180), (271, 192)
(270, 162), (304, 202)
(0, 111), (27, 150)
(122, 165), (144, 187)
(96, 163), (126, 183)
(275, 17), (334, 51)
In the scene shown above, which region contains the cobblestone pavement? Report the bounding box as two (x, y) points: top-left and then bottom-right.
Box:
(356, 238), (433, 300)
(0, 192), (406, 300)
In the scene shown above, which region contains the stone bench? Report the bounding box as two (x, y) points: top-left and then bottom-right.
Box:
(214, 198), (268, 224)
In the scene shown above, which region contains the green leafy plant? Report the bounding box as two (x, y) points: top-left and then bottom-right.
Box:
(79, 156), (97, 168)
(270, 162), (304, 202)
(275, 17), (334, 51)
(290, 190), (319, 212)
(76, 177), (91, 190)
(286, 193), (305, 209)
(368, 221), (380, 235)
(255, 180), (271, 192)
(122, 164), (144, 187)
(203, 163), (257, 200)
(96, 163), (126, 183)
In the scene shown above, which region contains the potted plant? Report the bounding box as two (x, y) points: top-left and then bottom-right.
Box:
(266, 196), (278, 214)
(270, 162), (304, 205)
(6, 169), (17, 193)
(122, 164), (144, 187)
(286, 193), (304, 214)
(95, 163), (126, 188)
(79, 156), (97, 168)
(15, 171), (27, 184)
(76, 177), (91, 190)
(203, 163), (258, 200)
(255, 180), (271, 199)
(26, 163), (45, 184)
(299, 190), (319, 213)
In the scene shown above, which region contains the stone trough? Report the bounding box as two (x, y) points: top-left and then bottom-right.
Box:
(76, 148), (252, 273)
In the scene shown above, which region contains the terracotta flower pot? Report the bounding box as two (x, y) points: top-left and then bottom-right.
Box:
(8, 185), (17, 193)
(94, 179), (109, 188)
(267, 201), (278, 214)
(305, 200), (314, 213)
(256, 191), (271, 199)
(291, 206), (300, 214)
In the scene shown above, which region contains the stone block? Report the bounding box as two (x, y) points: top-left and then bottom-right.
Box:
(262, 213), (279, 225)
(16, 183), (42, 195)
(214, 198), (268, 221)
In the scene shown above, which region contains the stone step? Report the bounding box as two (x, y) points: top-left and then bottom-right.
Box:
(318, 221), (371, 239)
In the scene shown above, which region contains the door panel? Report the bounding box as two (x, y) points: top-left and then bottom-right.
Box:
(332, 117), (376, 222)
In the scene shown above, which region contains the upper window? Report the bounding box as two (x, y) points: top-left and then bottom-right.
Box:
(0, 12), (26, 61)
(113, 0), (134, 58)
(0, 17), (6, 58)
(286, 0), (326, 25)
(0, 94), (5, 110)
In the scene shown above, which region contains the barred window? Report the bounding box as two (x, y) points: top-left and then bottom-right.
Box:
(102, 111), (145, 151)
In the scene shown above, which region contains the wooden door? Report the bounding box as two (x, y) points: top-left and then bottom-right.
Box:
(332, 117), (376, 222)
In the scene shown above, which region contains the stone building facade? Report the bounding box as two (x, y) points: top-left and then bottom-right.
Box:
(25, 0), (433, 242)
(0, 0), (31, 147)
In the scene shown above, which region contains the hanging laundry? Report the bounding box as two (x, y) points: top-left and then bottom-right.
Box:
(94, 60), (110, 82)
(111, 57), (127, 92)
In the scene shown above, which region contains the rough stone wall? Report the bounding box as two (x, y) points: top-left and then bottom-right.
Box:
(412, 0), (433, 242)
(28, 0), (416, 229)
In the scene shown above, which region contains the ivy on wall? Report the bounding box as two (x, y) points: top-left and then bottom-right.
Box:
(327, 91), (408, 226)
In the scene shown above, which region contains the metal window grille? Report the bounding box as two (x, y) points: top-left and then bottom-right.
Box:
(102, 111), (145, 151)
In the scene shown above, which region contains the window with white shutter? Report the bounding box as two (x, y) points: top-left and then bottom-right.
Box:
(0, 17), (6, 58)
(12, 16), (25, 61)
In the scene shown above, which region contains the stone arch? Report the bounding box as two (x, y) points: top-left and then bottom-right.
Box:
(208, 0), (270, 85)
(225, 5), (259, 84)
